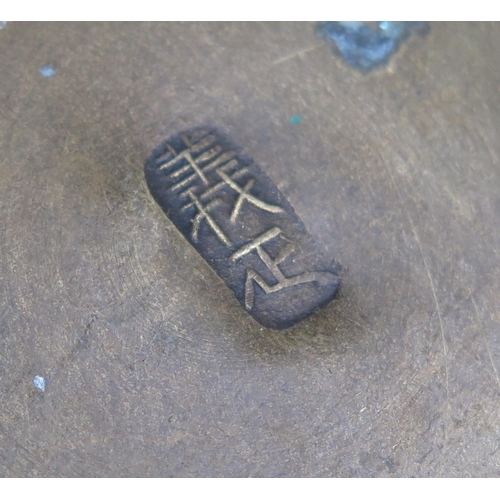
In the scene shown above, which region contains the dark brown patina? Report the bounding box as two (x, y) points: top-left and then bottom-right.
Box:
(144, 128), (341, 329)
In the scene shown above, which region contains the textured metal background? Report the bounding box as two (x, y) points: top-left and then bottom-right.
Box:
(1, 22), (500, 477)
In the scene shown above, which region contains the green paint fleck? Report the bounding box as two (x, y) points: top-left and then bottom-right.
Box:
(289, 116), (301, 124)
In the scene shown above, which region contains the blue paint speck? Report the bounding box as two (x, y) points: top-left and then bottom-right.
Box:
(33, 375), (46, 392)
(316, 22), (429, 72)
(39, 65), (56, 78)
(289, 116), (301, 124)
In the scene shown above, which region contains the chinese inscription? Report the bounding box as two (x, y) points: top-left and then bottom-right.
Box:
(144, 128), (341, 329)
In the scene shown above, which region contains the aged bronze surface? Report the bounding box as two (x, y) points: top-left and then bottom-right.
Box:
(145, 128), (340, 329)
(1, 22), (500, 477)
